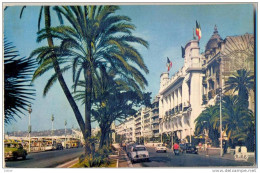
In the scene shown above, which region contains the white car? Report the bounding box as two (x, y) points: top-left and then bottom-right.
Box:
(128, 145), (149, 163)
(156, 143), (167, 153)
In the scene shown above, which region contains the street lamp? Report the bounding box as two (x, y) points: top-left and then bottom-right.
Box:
(65, 120), (67, 149)
(28, 104), (32, 152)
(51, 114), (54, 145)
(217, 88), (223, 157)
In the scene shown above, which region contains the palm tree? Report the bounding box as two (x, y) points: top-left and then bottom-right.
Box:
(30, 5), (149, 155)
(195, 105), (220, 146)
(224, 69), (254, 108)
(221, 95), (254, 148)
(4, 37), (36, 124)
(18, 6), (86, 150)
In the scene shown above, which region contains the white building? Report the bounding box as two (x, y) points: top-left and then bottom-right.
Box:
(159, 26), (254, 142)
(115, 116), (135, 142)
(151, 96), (160, 139)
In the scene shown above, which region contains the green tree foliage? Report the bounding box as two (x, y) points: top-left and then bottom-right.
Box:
(29, 5), (149, 155)
(222, 95), (254, 151)
(224, 69), (254, 108)
(195, 105), (220, 146)
(4, 38), (36, 124)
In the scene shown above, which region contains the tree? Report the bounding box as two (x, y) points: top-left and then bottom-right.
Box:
(4, 37), (36, 124)
(26, 6), (87, 154)
(195, 105), (220, 146)
(224, 69), (254, 108)
(221, 95), (254, 150)
(75, 67), (151, 148)
(30, 5), (149, 155)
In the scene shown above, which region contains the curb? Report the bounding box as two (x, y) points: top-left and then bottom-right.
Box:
(56, 158), (78, 168)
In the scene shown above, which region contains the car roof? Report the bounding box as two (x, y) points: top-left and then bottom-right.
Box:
(133, 145), (146, 148)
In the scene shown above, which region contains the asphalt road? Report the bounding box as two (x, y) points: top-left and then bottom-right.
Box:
(5, 147), (84, 168)
(130, 146), (254, 167)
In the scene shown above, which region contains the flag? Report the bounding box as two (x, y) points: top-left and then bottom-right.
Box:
(166, 57), (172, 72)
(196, 20), (202, 41)
(181, 46), (185, 58)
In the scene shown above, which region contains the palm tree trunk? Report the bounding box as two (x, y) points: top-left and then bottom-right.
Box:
(43, 6), (86, 144)
(84, 66), (92, 155)
(99, 128), (106, 149)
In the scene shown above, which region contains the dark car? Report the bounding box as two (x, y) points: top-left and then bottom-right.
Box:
(179, 143), (198, 154)
(179, 143), (187, 153)
(185, 143), (198, 154)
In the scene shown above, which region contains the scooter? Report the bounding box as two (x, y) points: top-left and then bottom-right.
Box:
(174, 149), (179, 155)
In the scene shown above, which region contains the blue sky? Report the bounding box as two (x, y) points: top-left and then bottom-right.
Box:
(4, 4), (254, 132)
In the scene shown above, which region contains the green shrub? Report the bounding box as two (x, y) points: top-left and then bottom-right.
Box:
(77, 146), (112, 167)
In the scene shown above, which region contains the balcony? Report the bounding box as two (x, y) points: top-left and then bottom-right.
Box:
(152, 118), (159, 124)
(151, 125), (159, 130)
(151, 112), (159, 118)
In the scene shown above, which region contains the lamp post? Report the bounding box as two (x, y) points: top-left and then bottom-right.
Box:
(65, 120), (67, 149)
(28, 104), (32, 152)
(217, 88), (223, 157)
(51, 114), (54, 145)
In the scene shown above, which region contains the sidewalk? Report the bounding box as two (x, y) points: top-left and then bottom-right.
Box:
(198, 149), (255, 165)
(112, 144), (132, 168)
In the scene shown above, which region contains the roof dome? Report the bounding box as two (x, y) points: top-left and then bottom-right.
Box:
(205, 25), (223, 51)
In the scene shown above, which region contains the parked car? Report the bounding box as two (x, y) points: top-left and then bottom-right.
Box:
(156, 143), (167, 153)
(4, 142), (27, 160)
(185, 143), (198, 154)
(128, 145), (149, 163)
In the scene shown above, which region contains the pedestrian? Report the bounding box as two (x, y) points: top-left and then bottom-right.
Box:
(173, 142), (180, 155)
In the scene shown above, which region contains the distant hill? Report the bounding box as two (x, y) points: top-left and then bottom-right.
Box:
(6, 129), (75, 137)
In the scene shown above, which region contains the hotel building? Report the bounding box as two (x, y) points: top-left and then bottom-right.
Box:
(159, 26), (254, 141)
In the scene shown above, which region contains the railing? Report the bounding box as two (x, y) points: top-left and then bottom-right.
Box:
(151, 125), (159, 130)
(152, 119), (159, 124)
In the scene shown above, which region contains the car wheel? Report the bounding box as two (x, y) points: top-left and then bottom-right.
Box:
(22, 155), (26, 160)
(131, 159), (135, 163)
(165, 150), (167, 153)
(13, 154), (17, 160)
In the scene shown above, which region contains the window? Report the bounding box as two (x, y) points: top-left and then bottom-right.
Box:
(133, 147), (146, 151)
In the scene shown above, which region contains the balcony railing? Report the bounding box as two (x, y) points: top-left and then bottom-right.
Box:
(151, 125), (159, 130)
(152, 119), (159, 124)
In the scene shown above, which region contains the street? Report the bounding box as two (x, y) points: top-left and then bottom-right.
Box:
(129, 146), (253, 167)
(5, 147), (84, 168)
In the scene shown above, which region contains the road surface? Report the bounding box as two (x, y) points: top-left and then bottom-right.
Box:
(128, 146), (254, 167)
(5, 147), (84, 168)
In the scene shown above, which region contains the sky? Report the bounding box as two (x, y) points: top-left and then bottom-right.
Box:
(3, 3), (255, 133)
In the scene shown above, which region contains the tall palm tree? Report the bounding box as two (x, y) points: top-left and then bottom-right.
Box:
(18, 5), (86, 145)
(221, 95), (254, 148)
(195, 105), (220, 146)
(224, 69), (254, 108)
(4, 37), (36, 124)
(30, 5), (149, 155)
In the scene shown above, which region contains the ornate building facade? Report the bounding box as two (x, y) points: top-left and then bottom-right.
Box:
(159, 26), (254, 142)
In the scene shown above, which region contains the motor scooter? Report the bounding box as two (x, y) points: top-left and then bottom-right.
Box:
(174, 149), (179, 155)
